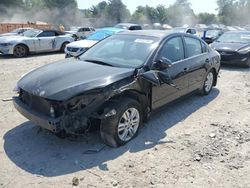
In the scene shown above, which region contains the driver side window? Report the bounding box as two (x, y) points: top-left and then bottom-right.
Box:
(158, 37), (184, 63)
(37, 31), (55, 37)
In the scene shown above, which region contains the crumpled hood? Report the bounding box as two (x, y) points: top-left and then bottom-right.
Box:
(0, 35), (29, 43)
(17, 58), (135, 101)
(66, 40), (98, 48)
(211, 42), (249, 52)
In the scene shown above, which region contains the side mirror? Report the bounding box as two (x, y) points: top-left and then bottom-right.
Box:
(153, 57), (172, 70)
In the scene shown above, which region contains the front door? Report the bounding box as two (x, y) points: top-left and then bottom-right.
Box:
(152, 36), (190, 109)
(35, 31), (56, 52)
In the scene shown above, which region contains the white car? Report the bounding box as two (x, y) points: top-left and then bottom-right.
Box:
(0, 27), (33, 37)
(65, 27), (125, 58)
(0, 29), (74, 57)
(66, 27), (95, 40)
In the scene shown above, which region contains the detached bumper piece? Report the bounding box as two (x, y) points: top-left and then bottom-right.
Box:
(13, 97), (61, 133)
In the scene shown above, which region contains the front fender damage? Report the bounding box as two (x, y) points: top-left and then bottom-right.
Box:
(60, 76), (147, 135)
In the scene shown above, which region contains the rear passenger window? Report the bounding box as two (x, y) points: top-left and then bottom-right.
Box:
(38, 31), (55, 37)
(158, 37), (184, 62)
(184, 37), (202, 57)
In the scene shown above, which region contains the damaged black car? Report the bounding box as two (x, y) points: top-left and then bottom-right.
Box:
(210, 31), (250, 67)
(13, 30), (220, 147)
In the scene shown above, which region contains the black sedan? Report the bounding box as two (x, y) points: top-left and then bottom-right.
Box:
(210, 31), (250, 67)
(13, 30), (220, 147)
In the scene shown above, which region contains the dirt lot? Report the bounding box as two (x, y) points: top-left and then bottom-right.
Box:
(0, 53), (250, 188)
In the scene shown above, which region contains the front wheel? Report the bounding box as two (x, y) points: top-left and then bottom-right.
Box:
(200, 70), (215, 95)
(13, 44), (28, 58)
(100, 98), (142, 147)
(60, 42), (69, 52)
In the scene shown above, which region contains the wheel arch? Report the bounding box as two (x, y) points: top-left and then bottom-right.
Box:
(107, 89), (150, 122)
(60, 41), (70, 51)
(209, 67), (217, 86)
(14, 43), (30, 53)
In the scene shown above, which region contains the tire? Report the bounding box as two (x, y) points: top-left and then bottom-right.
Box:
(200, 70), (215, 95)
(60, 42), (69, 52)
(243, 60), (250, 68)
(100, 98), (142, 147)
(13, 44), (28, 58)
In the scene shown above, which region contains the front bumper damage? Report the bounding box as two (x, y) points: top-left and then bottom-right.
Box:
(13, 97), (62, 132)
(13, 78), (141, 134)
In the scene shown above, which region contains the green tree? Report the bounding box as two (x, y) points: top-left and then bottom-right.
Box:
(106, 0), (130, 24)
(197, 13), (217, 24)
(217, 0), (235, 25)
(43, 0), (77, 9)
(167, 0), (196, 26)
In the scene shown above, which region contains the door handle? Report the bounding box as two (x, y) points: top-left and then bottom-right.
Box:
(183, 67), (189, 72)
(205, 59), (210, 63)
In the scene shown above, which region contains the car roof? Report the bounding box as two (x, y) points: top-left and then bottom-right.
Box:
(116, 23), (140, 27)
(117, 30), (174, 38)
(225, 30), (250, 34)
(99, 27), (125, 32)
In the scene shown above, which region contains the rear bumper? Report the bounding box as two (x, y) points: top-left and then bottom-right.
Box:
(13, 97), (61, 132)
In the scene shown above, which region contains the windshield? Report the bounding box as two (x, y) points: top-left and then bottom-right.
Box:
(70, 27), (79, 31)
(217, 32), (250, 43)
(172, 28), (186, 33)
(23, 29), (41, 37)
(11, 28), (21, 33)
(80, 35), (159, 68)
(87, 30), (114, 41)
(206, 30), (221, 37)
(115, 24), (128, 29)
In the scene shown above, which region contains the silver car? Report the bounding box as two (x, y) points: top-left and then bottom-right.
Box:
(0, 29), (74, 57)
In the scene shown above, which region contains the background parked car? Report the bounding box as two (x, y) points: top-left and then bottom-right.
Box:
(0, 27), (33, 37)
(13, 30), (220, 147)
(172, 27), (198, 36)
(65, 27), (124, 58)
(65, 27), (95, 40)
(210, 31), (250, 67)
(114, 23), (142, 30)
(0, 29), (74, 58)
(202, 29), (224, 44)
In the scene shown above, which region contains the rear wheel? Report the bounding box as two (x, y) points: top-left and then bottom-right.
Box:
(60, 42), (69, 52)
(100, 98), (142, 147)
(13, 44), (28, 58)
(200, 70), (215, 95)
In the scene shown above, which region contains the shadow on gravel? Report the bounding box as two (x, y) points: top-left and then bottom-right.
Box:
(221, 64), (250, 72)
(0, 52), (64, 59)
(4, 89), (219, 177)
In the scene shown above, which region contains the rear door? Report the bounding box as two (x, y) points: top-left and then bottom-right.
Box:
(183, 36), (209, 92)
(36, 31), (56, 52)
(152, 36), (190, 109)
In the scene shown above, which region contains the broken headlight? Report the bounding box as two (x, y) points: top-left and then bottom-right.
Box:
(13, 84), (20, 94)
(66, 95), (93, 111)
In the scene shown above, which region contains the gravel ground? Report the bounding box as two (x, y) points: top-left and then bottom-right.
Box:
(0, 53), (250, 188)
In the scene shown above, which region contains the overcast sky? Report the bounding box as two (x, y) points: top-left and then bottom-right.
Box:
(77, 0), (218, 14)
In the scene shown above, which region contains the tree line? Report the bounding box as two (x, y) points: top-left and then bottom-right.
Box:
(0, 0), (250, 28)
